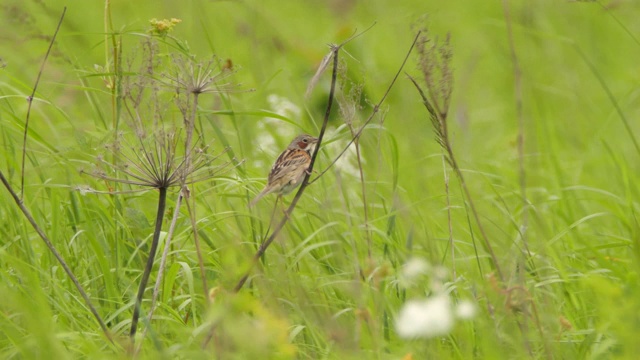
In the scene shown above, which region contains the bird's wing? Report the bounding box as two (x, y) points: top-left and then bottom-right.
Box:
(268, 149), (311, 184)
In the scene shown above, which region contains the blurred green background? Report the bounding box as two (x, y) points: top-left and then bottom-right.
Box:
(1, 0), (640, 358)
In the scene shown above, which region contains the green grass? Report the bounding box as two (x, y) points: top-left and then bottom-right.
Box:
(2, 0), (640, 358)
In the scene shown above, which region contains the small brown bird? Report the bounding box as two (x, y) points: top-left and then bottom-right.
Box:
(250, 134), (319, 206)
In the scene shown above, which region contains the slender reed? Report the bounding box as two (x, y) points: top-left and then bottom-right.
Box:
(502, 0), (531, 253)
(408, 27), (504, 282)
(337, 81), (373, 258)
(20, 7), (66, 199)
(502, 4), (549, 356)
(442, 156), (455, 278)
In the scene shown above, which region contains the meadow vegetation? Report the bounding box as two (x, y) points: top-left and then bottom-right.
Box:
(1, 1), (640, 358)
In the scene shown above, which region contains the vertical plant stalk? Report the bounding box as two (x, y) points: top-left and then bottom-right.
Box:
(502, 0), (528, 339)
(182, 92), (209, 297)
(232, 26), (408, 292)
(0, 171), (113, 343)
(345, 122), (372, 258)
(136, 191), (183, 354)
(502, 0), (529, 249)
(410, 75), (503, 282)
(104, 0), (125, 278)
(338, 83), (373, 258)
(231, 26), (386, 292)
(408, 29), (504, 282)
(502, 4), (552, 356)
(187, 195), (209, 300)
(130, 186), (168, 340)
(105, 0), (122, 136)
(355, 142), (372, 258)
(142, 73), (210, 348)
(443, 156), (455, 279)
(20, 7), (66, 200)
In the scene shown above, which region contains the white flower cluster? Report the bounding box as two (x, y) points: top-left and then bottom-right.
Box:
(395, 258), (477, 339)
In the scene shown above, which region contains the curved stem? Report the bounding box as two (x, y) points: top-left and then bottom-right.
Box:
(21, 7), (66, 200)
(0, 171), (113, 344)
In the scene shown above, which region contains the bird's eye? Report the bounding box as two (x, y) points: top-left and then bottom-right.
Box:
(303, 138), (308, 142)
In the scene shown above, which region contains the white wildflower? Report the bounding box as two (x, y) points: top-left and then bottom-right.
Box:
(455, 300), (477, 320)
(399, 257), (433, 288)
(395, 294), (454, 339)
(402, 258), (430, 279)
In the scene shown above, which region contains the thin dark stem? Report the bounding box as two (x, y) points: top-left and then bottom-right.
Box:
(309, 31), (421, 184)
(21, 7), (66, 200)
(259, 196), (280, 250)
(136, 191), (183, 355)
(130, 186), (168, 340)
(232, 196), (301, 292)
(0, 170), (113, 344)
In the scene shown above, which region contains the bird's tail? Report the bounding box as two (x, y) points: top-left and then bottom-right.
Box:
(248, 187), (271, 207)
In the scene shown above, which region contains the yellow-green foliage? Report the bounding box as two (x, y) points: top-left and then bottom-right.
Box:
(1, 0), (640, 358)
